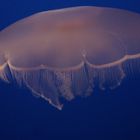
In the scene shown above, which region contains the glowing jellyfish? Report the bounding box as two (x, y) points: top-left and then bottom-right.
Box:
(0, 6), (140, 110)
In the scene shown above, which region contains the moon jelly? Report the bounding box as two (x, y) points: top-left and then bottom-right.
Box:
(0, 6), (140, 109)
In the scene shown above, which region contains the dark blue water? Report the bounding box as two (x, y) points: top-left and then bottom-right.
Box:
(0, 1), (140, 140)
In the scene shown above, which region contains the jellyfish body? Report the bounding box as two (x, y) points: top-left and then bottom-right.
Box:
(0, 6), (140, 109)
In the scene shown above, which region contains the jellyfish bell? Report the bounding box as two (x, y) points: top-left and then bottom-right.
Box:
(0, 6), (140, 110)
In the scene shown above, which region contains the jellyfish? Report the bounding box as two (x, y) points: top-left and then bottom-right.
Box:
(0, 6), (140, 110)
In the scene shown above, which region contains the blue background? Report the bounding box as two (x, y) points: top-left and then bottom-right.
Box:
(0, 0), (140, 140)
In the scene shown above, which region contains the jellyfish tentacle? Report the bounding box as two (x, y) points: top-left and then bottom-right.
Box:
(6, 60), (92, 109)
(86, 53), (140, 90)
(8, 64), (63, 109)
(0, 52), (11, 83)
(0, 63), (9, 82)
